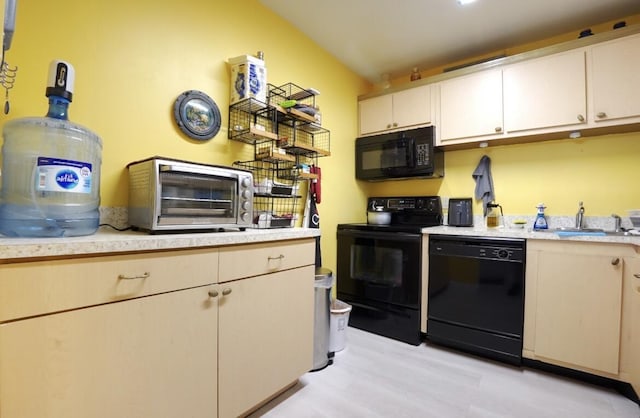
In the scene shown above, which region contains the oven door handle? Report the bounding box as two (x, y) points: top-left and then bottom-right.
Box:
(348, 301), (386, 313)
(348, 300), (415, 317)
(159, 163), (230, 178)
(338, 229), (421, 243)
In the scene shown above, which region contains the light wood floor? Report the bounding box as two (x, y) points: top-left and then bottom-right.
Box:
(249, 327), (639, 418)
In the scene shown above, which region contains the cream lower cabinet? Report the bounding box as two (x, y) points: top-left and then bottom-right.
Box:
(0, 250), (219, 418)
(620, 255), (640, 397)
(217, 265), (314, 418)
(0, 238), (316, 418)
(217, 239), (315, 418)
(524, 240), (625, 377)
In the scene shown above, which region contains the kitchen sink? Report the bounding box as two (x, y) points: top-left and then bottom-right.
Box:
(553, 227), (604, 233)
(535, 227), (632, 236)
(535, 227), (603, 233)
(603, 230), (633, 236)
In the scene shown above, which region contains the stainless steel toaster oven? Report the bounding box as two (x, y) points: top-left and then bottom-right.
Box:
(127, 157), (253, 233)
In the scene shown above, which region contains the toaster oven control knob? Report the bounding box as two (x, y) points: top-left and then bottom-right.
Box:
(242, 201), (250, 210)
(241, 212), (249, 222)
(242, 190), (251, 199)
(241, 177), (252, 188)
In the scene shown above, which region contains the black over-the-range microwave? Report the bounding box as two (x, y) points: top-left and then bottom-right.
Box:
(355, 126), (444, 181)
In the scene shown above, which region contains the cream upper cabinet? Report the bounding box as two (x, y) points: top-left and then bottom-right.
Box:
(0, 285), (218, 418)
(359, 85), (431, 135)
(504, 49), (587, 133)
(589, 33), (640, 124)
(439, 68), (503, 144)
(526, 240), (623, 376)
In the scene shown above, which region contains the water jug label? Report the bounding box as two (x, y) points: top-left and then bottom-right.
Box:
(36, 157), (93, 194)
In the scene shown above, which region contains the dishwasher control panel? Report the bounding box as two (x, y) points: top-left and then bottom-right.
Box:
(430, 235), (525, 262)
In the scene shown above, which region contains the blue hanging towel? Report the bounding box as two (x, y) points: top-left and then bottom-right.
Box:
(472, 155), (495, 216)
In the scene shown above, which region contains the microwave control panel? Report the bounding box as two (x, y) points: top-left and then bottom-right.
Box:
(416, 143), (430, 166)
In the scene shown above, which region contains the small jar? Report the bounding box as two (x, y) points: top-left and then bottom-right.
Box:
(410, 67), (421, 81)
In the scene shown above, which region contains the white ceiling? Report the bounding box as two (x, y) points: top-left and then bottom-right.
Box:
(259, 0), (640, 83)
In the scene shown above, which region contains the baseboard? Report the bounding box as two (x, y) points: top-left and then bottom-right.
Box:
(523, 358), (639, 406)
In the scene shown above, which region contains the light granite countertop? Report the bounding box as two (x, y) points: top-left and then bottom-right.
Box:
(423, 225), (640, 245)
(0, 227), (321, 261)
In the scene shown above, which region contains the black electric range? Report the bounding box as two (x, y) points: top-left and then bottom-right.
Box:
(336, 196), (442, 345)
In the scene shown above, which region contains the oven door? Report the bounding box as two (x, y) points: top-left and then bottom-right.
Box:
(337, 228), (422, 308)
(156, 168), (239, 227)
(337, 227), (423, 345)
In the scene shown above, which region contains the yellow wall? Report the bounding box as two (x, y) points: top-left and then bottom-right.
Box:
(0, 0), (370, 272)
(2, 2), (640, 275)
(368, 132), (640, 216)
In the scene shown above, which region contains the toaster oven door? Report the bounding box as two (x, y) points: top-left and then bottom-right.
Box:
(157, 168), (239, 227)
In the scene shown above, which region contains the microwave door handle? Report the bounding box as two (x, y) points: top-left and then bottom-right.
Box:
(406, 139), (416, 168)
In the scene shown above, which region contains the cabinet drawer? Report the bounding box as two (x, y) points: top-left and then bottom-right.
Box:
(219, 239), (314, 282)
(0, 248), (218, 322)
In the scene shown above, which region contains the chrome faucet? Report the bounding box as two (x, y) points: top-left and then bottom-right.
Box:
(612, 214), (622, 232)
(575, 201), (585, 229)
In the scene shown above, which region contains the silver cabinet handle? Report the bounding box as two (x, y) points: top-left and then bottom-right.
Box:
(611, 258), (620, 266)
(208, 290), (219, 298)
(222, 288), (232, 296)
(495, 126), (502, 132)
(392, 122), (398, 127)
(268, 254), (284, 261)
(386, 123), (392, 129)
(577, 114), (585, 122)
(118, 272), (150, 280)
(596, 112), (607, 119)
(634, 273), (640, 279)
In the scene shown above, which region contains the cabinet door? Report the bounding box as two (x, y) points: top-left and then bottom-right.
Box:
(590, 34), (640, 123)
(621, 256), (640, 396)
(218, 265), (314, 418)
(358, 85), (431, 136)
(534, 251), (623, 374)
(440, 69), (503, 142)
(0, 286), (218, 418)
(359, 94), (393, 135)
(504, 49), (586, 133)
(392, 85), (431, 129)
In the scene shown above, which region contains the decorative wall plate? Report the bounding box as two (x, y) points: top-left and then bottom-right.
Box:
(173, 90), (221, 141)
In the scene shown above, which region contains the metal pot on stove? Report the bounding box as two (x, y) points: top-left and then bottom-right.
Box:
(367, 203), (391, 225)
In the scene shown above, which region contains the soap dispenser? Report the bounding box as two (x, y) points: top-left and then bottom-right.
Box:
(533, 203), (548, 230)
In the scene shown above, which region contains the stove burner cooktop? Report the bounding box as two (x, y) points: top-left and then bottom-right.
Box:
(339, 195), (443, 233)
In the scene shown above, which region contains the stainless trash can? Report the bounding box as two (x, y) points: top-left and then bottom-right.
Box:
(311, 267), (333, 371)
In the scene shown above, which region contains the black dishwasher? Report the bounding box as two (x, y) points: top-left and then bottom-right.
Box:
(427, 235), (525, 365)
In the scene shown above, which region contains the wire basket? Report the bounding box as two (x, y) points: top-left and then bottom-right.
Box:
(228, 98), (277, 144)
(234, 160), (300, 229)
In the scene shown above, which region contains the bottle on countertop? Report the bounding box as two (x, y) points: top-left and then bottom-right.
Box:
(410, 67), (421, 81)
(533, 203), (548, 230)
(0, 60), (103, 237)
(486, 202), (503, 228)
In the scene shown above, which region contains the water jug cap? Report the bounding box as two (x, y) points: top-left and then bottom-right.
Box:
(45, 60), (74, 101)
